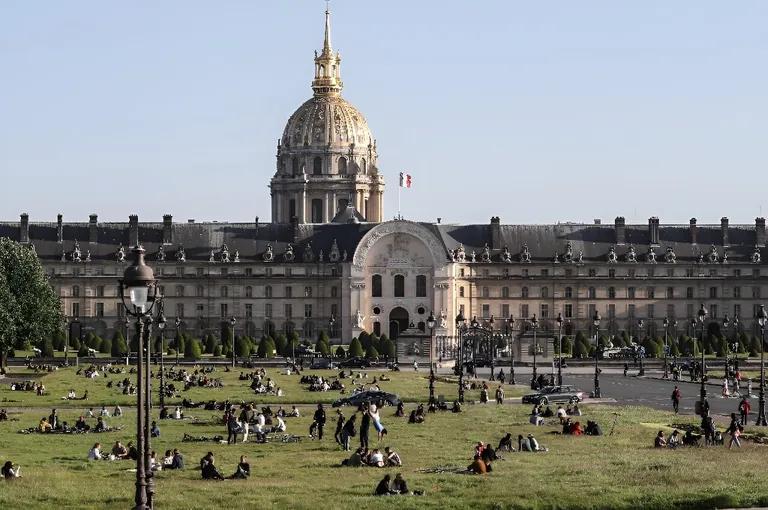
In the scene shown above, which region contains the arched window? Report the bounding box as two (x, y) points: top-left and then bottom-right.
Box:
(196, 285), (204, 297)
(541, 287), (549, 298)
(264, 320), (275, 337)
(220, 286), (228, 298)
(502, 286), (510, 298)
(313, 156), (322, 175)
(564, 286), (573, 298)
(319, 64), (326, 77)
(291, 157), (299, 176)
(72, 285), (80, 297)
(245, 286), (253, 298)
(175, 285), (184, 297)
(265, 285), (272, 298)
(361, 158), (367, 174)
(338, 157), (347, 175)
(521, 286), (529, 298)
(394, 274), (405, 297)
(416, 275), (427, 297)
(372, 274), (382, 297)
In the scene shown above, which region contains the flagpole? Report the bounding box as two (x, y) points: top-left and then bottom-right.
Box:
(397, 185), (401, 219)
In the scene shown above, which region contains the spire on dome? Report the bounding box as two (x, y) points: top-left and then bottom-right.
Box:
(312, 4), (343, 97)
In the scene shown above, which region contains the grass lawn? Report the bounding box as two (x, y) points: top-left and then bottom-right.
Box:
(2, 368), (768, 509)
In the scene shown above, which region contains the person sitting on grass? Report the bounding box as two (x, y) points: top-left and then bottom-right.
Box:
(149, 451), (162, 472)
(369, 448), (385, 467)
(375, 474), (395, 495)
(385, 447), (402, 466)
(556, 406), (567, 424)
(341, 447), (364, 467)
(289, 405), (300, 417)
(668, 429), (682, 449)
(159, 407), (169, 420)
(94, 416), (108, 432)
(467, 454), (488, 474)
(113, 405), (123, 417)
(168, 448), (184, 469)
(38, 416), (52, 433)
(585, 421), (603, 436)
(174, 406), (184, 420)
(74, 416), (89, 432)
(529, 408), (543, 426)
(111, 441), (128, 459)
(682, 429), (701, 446)
(568, 421), (584, 436)
(408, 410), (424, 424)
(395, 402), (405, 417)
(273, 415), (287, 433)
(200, 452), (224, 480)
(151, 421), (161, 438)
(527, 434), (547, 452)
(2, 461), (20, 479)
(99, 406), (110, 417)
(497, 433), (515, 452)
(0, 409), (8, 421)
(654, 431), (667, 448)
(162, 450), (174, 468)
(228, 455), (250, 479)
(452, 400), (462, 413)
(391, 473), (409, 494)
(88, 442), (102, 461)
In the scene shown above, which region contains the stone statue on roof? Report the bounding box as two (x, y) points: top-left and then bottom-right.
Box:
(116, 244), (126, 262)
(520, 244), (531, 263)
(304, 242), (315, 262)
(263, 244), (274, 262)
(175, 245), (186, 262)
(480, 243), (491, 263)
(71, 241), (82, 262)
(501, 246), (512, 263)
(284, 244), (295, 262)
(156, 245), (166, 262)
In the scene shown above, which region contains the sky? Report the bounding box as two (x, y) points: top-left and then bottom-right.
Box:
(1, 1), (766, 226)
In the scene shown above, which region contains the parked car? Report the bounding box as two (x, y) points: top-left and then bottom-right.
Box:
(309, 358), (336, 370)
(338, 357), (372, 369)
(522, 385), (585, 405)
(332, 390), (401, 408)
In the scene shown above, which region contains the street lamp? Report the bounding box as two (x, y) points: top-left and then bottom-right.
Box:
(663, 318), (670, 379)
(229, 316), (236, 368)
(756, 305), (767, 426)
(174, 317), (181, 366)
(328, 315), (336, 359)
(556, 313), (564, 386)
(488, 315), (495, 381)
(507, 314), (516, 385)
(697, 304), (708, 414)
(124, 316), (130, 366)
(530, 314), (539, 389)
(427, 311), (436, 404)
(118, 245), (160, 510)
(723, 314), (731, 380)
(593, 310), (602, 398)
(637, 319), (645, 376)
(157, 311), (166, 410)
(455, 310), (467, 402)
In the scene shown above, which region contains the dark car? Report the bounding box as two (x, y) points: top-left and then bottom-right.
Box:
(338, 357), (372, 369)
(521, 385), (585, 405)
(309, 358), (336, 370)
(332, 390), (401, 408)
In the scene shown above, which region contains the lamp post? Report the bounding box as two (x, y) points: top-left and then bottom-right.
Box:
(124, 316), (130, 366)
(662, 318), (670, 379)
(328, 315), (336, 360)
(697, 304), (708, 414)
(488, 315), (495, 381)
(530, 314), (539, 389)
(507, 315), (516, 385)
(229, 316), (236, 368)
(723, 314), (731, 380)
(427, 311), (436, 405)
(118, 245), (160, 510)
(174, 317), (181, 366)
(556, 313), (564, 386)
(756, 305), (767, 426)
(637, 319), (645, 376)
(455, 311), (467, 403)
(593, 310), (602, 398)
(157, 311), (166, 410)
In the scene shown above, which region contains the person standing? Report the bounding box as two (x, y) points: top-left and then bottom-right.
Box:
(726, 413), (742, 449)
(334, 410), (345, 445)
(360, 406), (371, 451)
(495, 385), (504, 404)
(671, 386), (681, 414)
(341, 414), (356, 451)
(739, 396), (751, 426)
(313, 403), (327, 440)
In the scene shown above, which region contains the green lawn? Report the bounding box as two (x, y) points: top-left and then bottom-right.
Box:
(2, 367), (768, 509)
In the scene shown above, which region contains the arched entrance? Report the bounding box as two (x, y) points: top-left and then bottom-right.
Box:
(389, 307), (409, 341)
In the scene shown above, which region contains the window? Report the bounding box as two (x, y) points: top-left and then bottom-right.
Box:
(608, 269), (616, 278)
(734, 286), (741, 298)
(459, 286), (465, 297)
(416, 275), (427, 297)
(176, 267), (184, 277)
(302, 286), (311, 297)
(245, 268), (253, 277)
(540, 269), (549, 277)
(753, 269), (761, 278)
(176, 303), (184, 318)
(564, 287), (573, 298)
(72, 303), (80, 317)
(734, 304), (741, 317)
(666, 304), (675, 318)
(291, 157), (299, 175)
(338, 157), (347, 175)
(176, 285), (184, 297)
(96, 286), (104, 298)
(647, 304), (655, 318)
(627, 287), (636, 299)
(709, 287), (718, 298)
(331, 303), (338, 318)
(220, 286), (228, 298)
(361, 158), (367, 174)
(646, 287), (655, 299)
(311, 199), (323, 223)
(608, 304), (616, 319)
(522, 269), (529, 277)
(459, 268), (465, 277)
(221, 267), (228, 276)
(588, 269), (597, 277)
(265, 285), (272, 298)
(608, 287), (616, 299)
(541, 287), (549, 298)
(196, 304), (204, 315)
(196, 285), (204, 297)
(286, 268), (292, 277)
(245, 304), (253, 318)
(564, 304), (573, 318)
(588, 304), (596, 320)
(627, 304), (635, 318)
(265, 304), (273, 318)
(72, 285), (80, 297)
(220, 303), (228, 318)
(482, 304), (490, 318)
(502, 304), (510, 318)
(666, 287), (674, 299)
(304, 304), (312, 318)
(686, 303), (694, 318)
(540, 304), (549, 318)
(265, 267), (272, 277)
(372, 275), (382, 297)
(521, 304), (529, 318)
(502, 287), (510, 298)
(587, 287), (596, 299)
(482, 287), (490, 298)
(331, 286), (338, 298)
(394, 275), (405, 297)
(686, 287), (694, 299)
(95, 303), (104, 317)
(522, 287), (529, 298)
(733, 269), (741, 277)
(313, 156), (322, 175)
(710, 304), (718, 318)
(245, 286), (253, 298)
(196, 267), (205, 277)
(753, 286), (762, 299)
(285, 286), (292, 298)
(284, 304), (293, 318)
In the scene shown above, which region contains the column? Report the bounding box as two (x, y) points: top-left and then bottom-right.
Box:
(324, 191), (331, 222)
(378, 191), (384, 222)
(276, 194), (283, 223)
(332, 192), (337, 215)
(301, 189), (307, 223)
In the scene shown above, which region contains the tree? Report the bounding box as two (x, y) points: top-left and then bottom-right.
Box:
(358, 331), (371, 350)
(236, 336), (251, 357)
(0, 238), (61, 372)
(274, 333), (288, 357)
(176, 333), (186, 355)
(99, 336), (112, 354)
(41, 338), (54, 357)
(188, 339), (203, 360)
(335, 345), (346, 358)
(78, 343), (90, 357)
(288, 331), (300, 355)
(204, 334), (217, 354)
(573, 332), (588, 358)
(369, 334), (381, 352)
(380, 336), (396, 359)
(112, 331), (128, 356)
(315, 337), (330, 356)
(214, 344), (223, 357)
(365, 345), (379, 360)
(561, 336), (573, 356)
(750, 335), (761, 357)
(52, 329), (67, 351)
(348, 337), (364, 358)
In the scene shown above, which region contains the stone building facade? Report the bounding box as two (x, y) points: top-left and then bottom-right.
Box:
(2, 10), (766, 355)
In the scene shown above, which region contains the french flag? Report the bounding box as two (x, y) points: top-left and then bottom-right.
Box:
(399, 172), (412, 188)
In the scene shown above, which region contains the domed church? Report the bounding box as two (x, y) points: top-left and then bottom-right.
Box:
(270, 9), (384, 224)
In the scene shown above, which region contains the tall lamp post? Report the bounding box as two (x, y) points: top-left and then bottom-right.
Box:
(427, 311), (436, 404)
(488, 315), (495, 381)
(556, 313), (564, 386)
(697, 304), (708, 414)
(174, 317), (181, 366)
(723, 314), (731, 380)
(157, 311), (166, 410)
(530, 314), (539, 389)
(593, 310), (602, 398)
(756, 305), (767, 426)
(507, 315), (516, 385)
(637, 319), (645, 376)
(229, 316), (236, 368)
(662, 318), (670, 379)
(455, 311), (467, 403)
(124, 316), (130, 366)
(118, 246), (160, 510)
(328, 315), (336, 359)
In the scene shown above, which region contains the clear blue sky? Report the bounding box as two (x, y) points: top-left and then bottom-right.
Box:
(1, 1), (766, 225)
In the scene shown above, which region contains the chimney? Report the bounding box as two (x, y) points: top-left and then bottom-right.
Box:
(129, 214), (139, 246)
(255, 216), (259, 228)
(615, 216), (626, 244)
(490, 216), (501, 249)
(437, 217), (441, 224)
(57, 214), (63, 243)
(593, 219), (601, 225)
(757, 218), (766, 247)
(721, 217), (729, 247)
(162, 214), (173, 244)
(648, 217), (659, 245)
(19, 213), (29, 244)
(689, 218), (698, 244)
(89, 214), (98, 243)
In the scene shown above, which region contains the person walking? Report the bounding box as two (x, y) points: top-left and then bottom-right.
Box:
(726, 413), (742, 449)
(738, 396), (751, 426)
(341, 414), (356, 451)
(334, 410), (345, 445)
(671, 386), (681, 414)
(313, 403), (327, 440)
